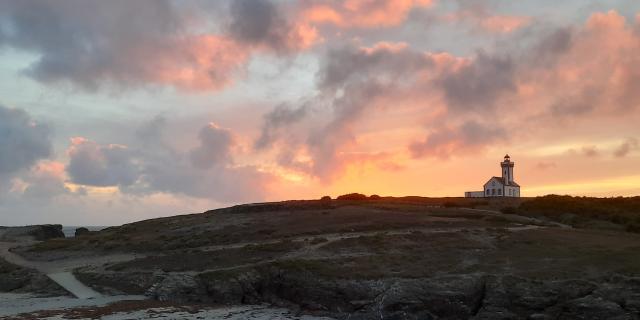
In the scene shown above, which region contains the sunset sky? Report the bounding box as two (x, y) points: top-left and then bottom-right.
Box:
(1, 0), (640, 225)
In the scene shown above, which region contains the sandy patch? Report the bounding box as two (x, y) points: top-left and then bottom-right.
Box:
(0, 295), (335, 320)
(0, 293), (145, 317)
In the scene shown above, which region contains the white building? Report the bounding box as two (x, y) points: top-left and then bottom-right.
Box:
(465, 155), (521, 198)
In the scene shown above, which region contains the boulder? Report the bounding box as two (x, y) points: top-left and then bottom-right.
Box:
(0, 225), (65, 241)
(74, 227), (90, 237)
(146, 274), (207, 303)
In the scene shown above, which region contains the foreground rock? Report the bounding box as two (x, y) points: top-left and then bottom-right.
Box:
(0, 258), (66, 295)
(77, 264), (640, 319)
(139, 268), (638, 319)
(75, 227), (90, 237)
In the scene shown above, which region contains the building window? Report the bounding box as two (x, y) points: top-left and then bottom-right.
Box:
(498, 189), (502, 195)
(486, 189), (489, 196)
(492, 189), (495, 195)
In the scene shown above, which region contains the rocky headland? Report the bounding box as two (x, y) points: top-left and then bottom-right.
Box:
(2, 197), (640, 319)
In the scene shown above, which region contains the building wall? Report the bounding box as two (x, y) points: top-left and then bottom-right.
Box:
(465, 191), (485, 198)
(505, 186), (520, 197)
(484, 179), (504, 197)
(482, 179), (520, 197)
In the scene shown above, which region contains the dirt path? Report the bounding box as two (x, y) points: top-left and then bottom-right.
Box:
(458, 207), (573, 228)
(0, 241), (138, 299)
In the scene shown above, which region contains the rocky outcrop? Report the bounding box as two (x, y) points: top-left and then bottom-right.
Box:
(74, 270), (157, 295)
(0, 257), (66, 295)
(72, 258), (640, 319)
(133, 267), (640, 320)
(0, 225), (65, 241)
(145, 274), (208, 302)
(74, 227), (90, 237)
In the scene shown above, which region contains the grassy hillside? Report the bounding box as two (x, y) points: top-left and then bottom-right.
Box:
(12, 195), (640, 319)
(513, 195), (640, 232)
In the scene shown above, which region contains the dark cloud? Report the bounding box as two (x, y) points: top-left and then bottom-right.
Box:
(136, 115), (168, 143)
(0, 0), (256, 91)
(136, 120), (272, 202)
(319, 43), (434, 90)
(0, 0), (182, 89)
(229, 0), (279, 44)
(549, 94), (596, 118)
(409, 120), (505, 158)
(0, 105), (52, 177)
(581, 146), (600, 157)
(66, 138), (140, 187)
(438, 51), (516, 111)
(528, 27), (574, 66)
(227, 0), (314, 53)
(255, 103), (309, 150)
(66, 119), (273, 203)
(613, 138), (639, 158)
(190, 124), (233, 169)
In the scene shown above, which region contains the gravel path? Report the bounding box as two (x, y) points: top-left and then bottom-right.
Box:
(0, 241), (131, 299)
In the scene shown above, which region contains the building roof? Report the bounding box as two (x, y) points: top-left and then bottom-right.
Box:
(484, 176), (520, 187)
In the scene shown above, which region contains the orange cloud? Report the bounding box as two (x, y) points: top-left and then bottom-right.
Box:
(586, 10), (626, 30)
(302, 0), (434, 28)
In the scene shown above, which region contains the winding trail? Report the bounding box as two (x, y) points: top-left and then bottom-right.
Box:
(0, 238), (143, 299)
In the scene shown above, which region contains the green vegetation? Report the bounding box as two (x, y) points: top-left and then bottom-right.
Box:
(106, 240), (304, 272)
(516, 195), (640, 232)
(27, 238), (77, 252)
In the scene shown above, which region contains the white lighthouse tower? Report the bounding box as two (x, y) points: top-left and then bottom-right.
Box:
(501, 154), (514, 184)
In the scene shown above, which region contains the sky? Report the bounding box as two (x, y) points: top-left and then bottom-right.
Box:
(1, 0), (640, 226)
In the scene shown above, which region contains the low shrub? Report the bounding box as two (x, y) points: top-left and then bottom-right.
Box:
(337, 193), (368, 201)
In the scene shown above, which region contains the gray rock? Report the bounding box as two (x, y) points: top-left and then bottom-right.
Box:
(556, 296), (632, 320)
(0, 225), (65, 241)
(74, 227), (90, 237)
(146, 274), (207, 303)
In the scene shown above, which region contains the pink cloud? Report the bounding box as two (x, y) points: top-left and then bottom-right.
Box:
(0, 1), (320, 93)
(301, 0), (434, 28)
(151, 35), (250, 92)
(480, 15), (531, 33)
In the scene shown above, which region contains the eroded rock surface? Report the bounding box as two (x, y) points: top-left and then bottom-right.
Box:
(0, 225), (65, 241)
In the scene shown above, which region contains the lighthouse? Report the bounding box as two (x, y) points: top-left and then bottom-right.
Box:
(464, 155), (521, 198)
